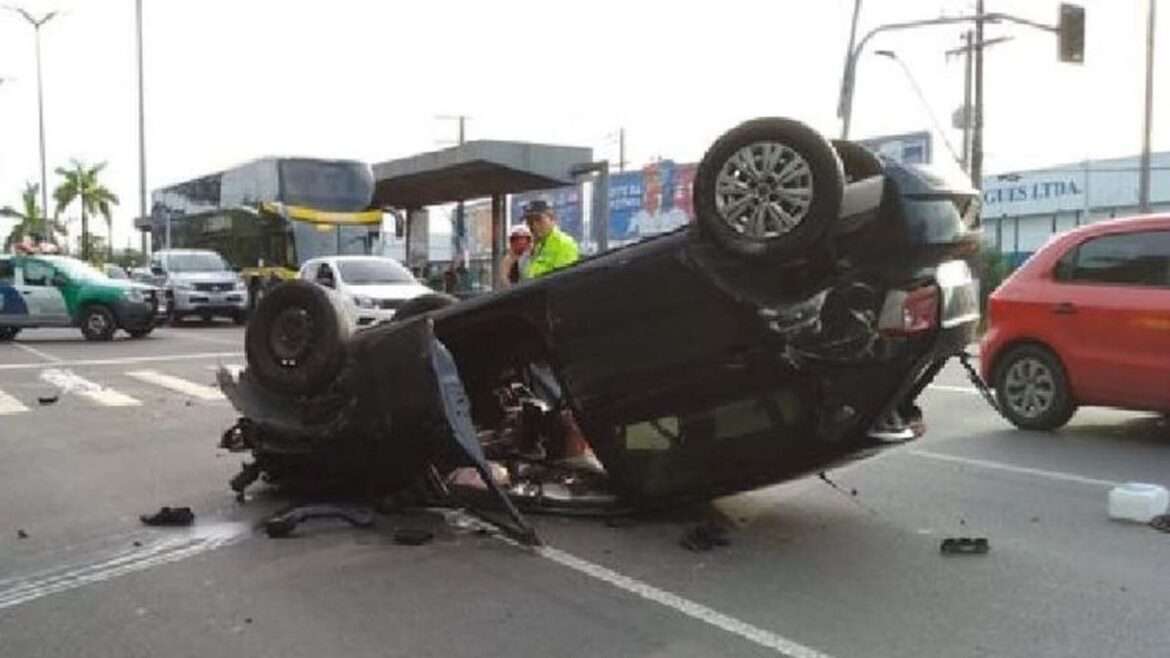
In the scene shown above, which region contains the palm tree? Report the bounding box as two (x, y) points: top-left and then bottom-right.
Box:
(53, 159), (119, 261)
(1, 182), (66, 252)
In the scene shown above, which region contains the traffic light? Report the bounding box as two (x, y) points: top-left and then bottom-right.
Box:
(1058, 3), (1085, 63)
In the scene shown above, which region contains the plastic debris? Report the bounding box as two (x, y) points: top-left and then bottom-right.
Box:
(37, 395), (58, 405)
(940, 537), (989, 555)
(140, 506), (195, 527)
(16, 529), (29, 539)
(1108, 483), (1169, 523)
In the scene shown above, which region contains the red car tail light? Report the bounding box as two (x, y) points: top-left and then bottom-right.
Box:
(879, 285), (940, 336)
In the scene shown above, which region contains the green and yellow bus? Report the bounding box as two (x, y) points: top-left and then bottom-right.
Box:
(139, 157), (384, 296)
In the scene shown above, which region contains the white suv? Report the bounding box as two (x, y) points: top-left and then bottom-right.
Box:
(298, 255), (433, 327)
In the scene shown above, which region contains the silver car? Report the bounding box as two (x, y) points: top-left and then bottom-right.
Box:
(149, 249), (249, 325)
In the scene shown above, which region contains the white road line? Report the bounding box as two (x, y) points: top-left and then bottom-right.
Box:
(39, 369), (141, 407)
(907, 449), (1121, 488)
(0, 351), (242, 372)
(154, 330), (242, 346)
(0, 523), (248, 611)
(536, 545), (836, 658)
(436, 511), (834, 658)
(12, 342), (61, 362)
(126, 369), (225, 401)
(0, 389), (30, 415)
(927, 384), (981, 395)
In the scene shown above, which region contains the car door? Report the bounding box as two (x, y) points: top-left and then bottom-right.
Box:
(0, 257), (31, 324)
(17, 258), (71, 325)
(1052, 229), (1170, 409)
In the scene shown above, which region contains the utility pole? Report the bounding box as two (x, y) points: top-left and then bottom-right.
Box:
(618, 127), (626, 172)
(1139, 0), (1156, 213)
(455, 115), (466, 266)
(971, 0), (985, 189)
(136, 0), (148, 253)
(962, 31), (973, 172)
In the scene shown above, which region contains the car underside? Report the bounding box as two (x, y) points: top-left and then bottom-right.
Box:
(218, 117), (982, 542)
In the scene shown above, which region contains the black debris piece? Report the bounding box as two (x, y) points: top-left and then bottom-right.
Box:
(37, 395), (58, 406)
(244, 618), (253, 624)
(264, 504), (375, 538)
(680, 522), (731, 552)
(393, 528), (435, 546)
(940, 537), (990, 555)
(16, 529), (28, 539)
(1030, 516), (1041, 523)
(133, 540), (143, 547)
(140, 506), (195, 527)
(604, 516), (636, 529)
(1150, 515), (1170, 533)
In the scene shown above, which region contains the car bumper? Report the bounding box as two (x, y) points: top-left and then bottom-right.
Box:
(172, 289), (249, 314)
(114, 298), (160, 331)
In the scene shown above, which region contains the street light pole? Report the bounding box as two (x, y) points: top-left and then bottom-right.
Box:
(1138, 0), (1156, 213)
(136, 0), (148, 253)
(6, 8), (58, 221)
(971, 0), (985, 188)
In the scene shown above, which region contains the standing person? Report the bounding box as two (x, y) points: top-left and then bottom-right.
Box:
(522, 200), (578, 279)
(498, 224), (533, 288)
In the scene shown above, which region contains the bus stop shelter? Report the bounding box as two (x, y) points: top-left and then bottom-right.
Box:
(372, 140), (593, 282)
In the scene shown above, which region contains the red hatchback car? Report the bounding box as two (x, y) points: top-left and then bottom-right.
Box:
(981, 214), (1170, 430)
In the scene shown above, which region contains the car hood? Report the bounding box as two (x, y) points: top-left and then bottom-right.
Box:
(79, 278), (161, 294)
(169, 271), (239, 284)
(346, 283), (432, 300)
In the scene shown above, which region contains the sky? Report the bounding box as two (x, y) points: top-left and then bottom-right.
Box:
(0, 0), (1167, 248)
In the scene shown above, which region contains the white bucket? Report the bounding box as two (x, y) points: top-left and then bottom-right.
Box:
(1107, 483), (1169, 523)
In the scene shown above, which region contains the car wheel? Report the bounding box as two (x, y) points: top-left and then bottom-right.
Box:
(393, 293), (459, 322)
(0, 326), (20, 341)
(80, 305), (117, 342)
(993, 344), (1076, 431)
(693, 117), (844, 259)
(245, 280), (351, 396)
(127, 327), (153, 339)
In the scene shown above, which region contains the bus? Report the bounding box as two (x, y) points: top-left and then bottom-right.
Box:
(139, 157), (384, 299)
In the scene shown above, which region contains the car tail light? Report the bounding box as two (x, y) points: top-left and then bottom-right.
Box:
(878, 285), (940, 336)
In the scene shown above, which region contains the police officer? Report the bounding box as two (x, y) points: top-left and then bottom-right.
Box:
(522, 200), (579, 279)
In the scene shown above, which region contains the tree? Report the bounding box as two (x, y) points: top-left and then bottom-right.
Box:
(53, 160), (119, 261)
(0, 182), (66, 252)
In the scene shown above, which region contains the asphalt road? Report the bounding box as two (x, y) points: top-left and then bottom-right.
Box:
(1, 324), (1168, 658)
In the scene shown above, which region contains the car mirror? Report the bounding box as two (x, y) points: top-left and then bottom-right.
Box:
(150, 265), (165, 276)
(51, 272), (68, 287)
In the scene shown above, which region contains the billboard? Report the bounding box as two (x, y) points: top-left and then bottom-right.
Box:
(608, 161), (696, 243)
(857, 131), (932, 165)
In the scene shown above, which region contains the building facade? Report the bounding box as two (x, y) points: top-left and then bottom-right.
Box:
(980, 152), (1170, 265)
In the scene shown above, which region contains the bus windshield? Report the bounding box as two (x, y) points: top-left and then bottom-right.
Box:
(279, 160), (374, 212)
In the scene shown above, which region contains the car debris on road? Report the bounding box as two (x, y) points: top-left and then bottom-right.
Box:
(140, 506), (195, 527)
(213, 117), (984, 543)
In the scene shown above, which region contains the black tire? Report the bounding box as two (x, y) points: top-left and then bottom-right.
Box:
(993, 344), (1076, 431)
(830, 139), (885, 183)
(80, 305), (117, 342)
(127, 327), (153, 339)
(393, 293), (459, 322)
(0, 326), (20, 341)
(693, 117), (844, 259)
(245, 280), (350, 396)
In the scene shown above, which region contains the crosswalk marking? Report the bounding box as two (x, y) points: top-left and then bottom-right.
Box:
(125, 370), (225, 401)
(39, 369), (141, 408)
(0, 389), (29, 416)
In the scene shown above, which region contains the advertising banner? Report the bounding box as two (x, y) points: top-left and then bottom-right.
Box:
(608, 161), (696, 243)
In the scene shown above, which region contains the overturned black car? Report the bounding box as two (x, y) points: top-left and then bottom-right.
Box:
(218, 118), (981, 540)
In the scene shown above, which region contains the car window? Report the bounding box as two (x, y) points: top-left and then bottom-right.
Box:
(22, 259), (55, 286)
(0, 259), (13, 284)
(1064, 230), (1170, 287)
